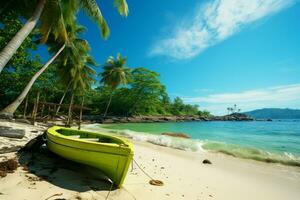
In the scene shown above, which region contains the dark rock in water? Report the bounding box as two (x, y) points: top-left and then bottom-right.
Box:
(0, 126), (25, 139)
(202, 159), (212, 164)
(83, 113), (254, 124)
(161, 132), (191, 139)
(216, 113), (254, 121)
(118, 118), (129, 123)
(102, 119), (114, 124)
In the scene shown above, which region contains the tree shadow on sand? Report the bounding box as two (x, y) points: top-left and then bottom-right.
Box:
(17, 145), (116, 192)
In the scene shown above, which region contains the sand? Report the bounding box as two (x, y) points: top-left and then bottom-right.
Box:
(0, 121), (300, 200)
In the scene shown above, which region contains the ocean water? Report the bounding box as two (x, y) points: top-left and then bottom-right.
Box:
(94, 120), (300, 167)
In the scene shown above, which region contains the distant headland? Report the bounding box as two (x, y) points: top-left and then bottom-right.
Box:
(244, 108), (300, 119)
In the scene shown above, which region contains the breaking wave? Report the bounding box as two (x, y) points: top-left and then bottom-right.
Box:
(83, 124), (300, 167)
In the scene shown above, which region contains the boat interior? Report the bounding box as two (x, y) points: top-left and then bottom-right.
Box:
(56, 128), (125, 144)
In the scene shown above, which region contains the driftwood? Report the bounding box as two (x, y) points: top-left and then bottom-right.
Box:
(0, 126), (25, 139)
(0, 146), (22, 154)
(44, 193), (63, 200)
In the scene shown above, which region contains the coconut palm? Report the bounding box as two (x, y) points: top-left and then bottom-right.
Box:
(0, 0), (129, 117)
(227, 107), (230, 115)
(0, 8), (76, 117)
(100, 53), (131, 117)
(0, 0), (129, 74)
(63, 55), (97, 126)
(54, 25), (96, 114)
(0, 21), (75, 116)
(55, 45), (97, 114)
(56, 45), (97, 112)
(58, 38), (97, 125)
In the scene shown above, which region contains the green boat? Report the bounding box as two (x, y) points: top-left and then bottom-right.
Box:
(46, 126), (134, 187)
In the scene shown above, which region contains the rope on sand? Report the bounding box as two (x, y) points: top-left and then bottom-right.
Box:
(105, 150), (164, 200)
(133, 159), (164, 186)
(44, 193), (63, 200)
(105, 144), (122, 200)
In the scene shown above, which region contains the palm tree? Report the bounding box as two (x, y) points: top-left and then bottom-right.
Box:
(0, 0), (129, 74)
(227, 107), (234, 115)
(65, 55), (97, 126)
(0, 6), (75, 117)
(0, 44), (66, 116)
(55, 25), (97, 115)
(233, 104), (237, 113)
(61, 42), (97, 125)
(0, 0), (46, 73)
(100, 53), (130, 117)
(0, 1), (129, 117)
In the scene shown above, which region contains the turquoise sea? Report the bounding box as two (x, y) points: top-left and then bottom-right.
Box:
(97, 120), (300, 167)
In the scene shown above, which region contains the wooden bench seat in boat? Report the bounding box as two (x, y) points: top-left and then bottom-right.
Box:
(67, 135), (99, 142)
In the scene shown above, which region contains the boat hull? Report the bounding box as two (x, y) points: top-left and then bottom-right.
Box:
(46, 126), (133, 187)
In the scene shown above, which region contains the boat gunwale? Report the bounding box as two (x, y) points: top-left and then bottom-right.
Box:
(47, 126), (133, 153)
(47, 135), (134, 157)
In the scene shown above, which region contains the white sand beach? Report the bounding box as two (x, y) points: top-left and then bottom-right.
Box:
(1, 121), (300, 200)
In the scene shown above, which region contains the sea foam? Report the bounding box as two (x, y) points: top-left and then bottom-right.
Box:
(115, 129), (204, 152)
(83, 124), (300, 167)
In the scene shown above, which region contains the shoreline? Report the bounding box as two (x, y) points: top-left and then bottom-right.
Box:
(0, 121), (300, 199)
(85, 123), (300, 168)
(82, 113), (255, 124)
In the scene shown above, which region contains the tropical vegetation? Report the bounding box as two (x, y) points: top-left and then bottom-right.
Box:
(0, 1), (210, 120)
(100, 53), (130, 117)
(0, 0), (129, 117)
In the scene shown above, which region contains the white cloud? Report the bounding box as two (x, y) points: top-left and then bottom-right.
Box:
(150, 0), (297, 59)
(182, 84), (300, 115)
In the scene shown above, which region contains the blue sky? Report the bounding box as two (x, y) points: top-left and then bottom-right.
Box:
(73, 0), (300, 115)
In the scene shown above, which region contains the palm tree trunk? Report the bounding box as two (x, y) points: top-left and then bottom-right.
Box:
(23, 95), (28, 118)
(0, 0), (46, 74)
(55, 81), (72, 115)
(103, 91), (113, 118)
(66, 93), (74, 127)
(78, 96), (85, 130)
(0, 44), (65, 117)
(31, 91), (40, 125)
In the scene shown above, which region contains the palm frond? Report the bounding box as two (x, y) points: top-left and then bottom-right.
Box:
(114, 0), (129, 17)
(39, 0), (70, 44)
(79, 0), (110, 39)
(39, 0), (61, 43)
(100, 53), (130, 90)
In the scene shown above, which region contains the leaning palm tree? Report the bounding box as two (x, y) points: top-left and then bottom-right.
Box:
(0, 1), (129, 117)
(100, 53), (130, 117)
(55, 35), (97, 114)
(0, 5), (78, 117)
(0, 0), (129, 74)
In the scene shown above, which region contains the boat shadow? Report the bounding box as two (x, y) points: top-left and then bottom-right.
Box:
(17, 146), (116, 192)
